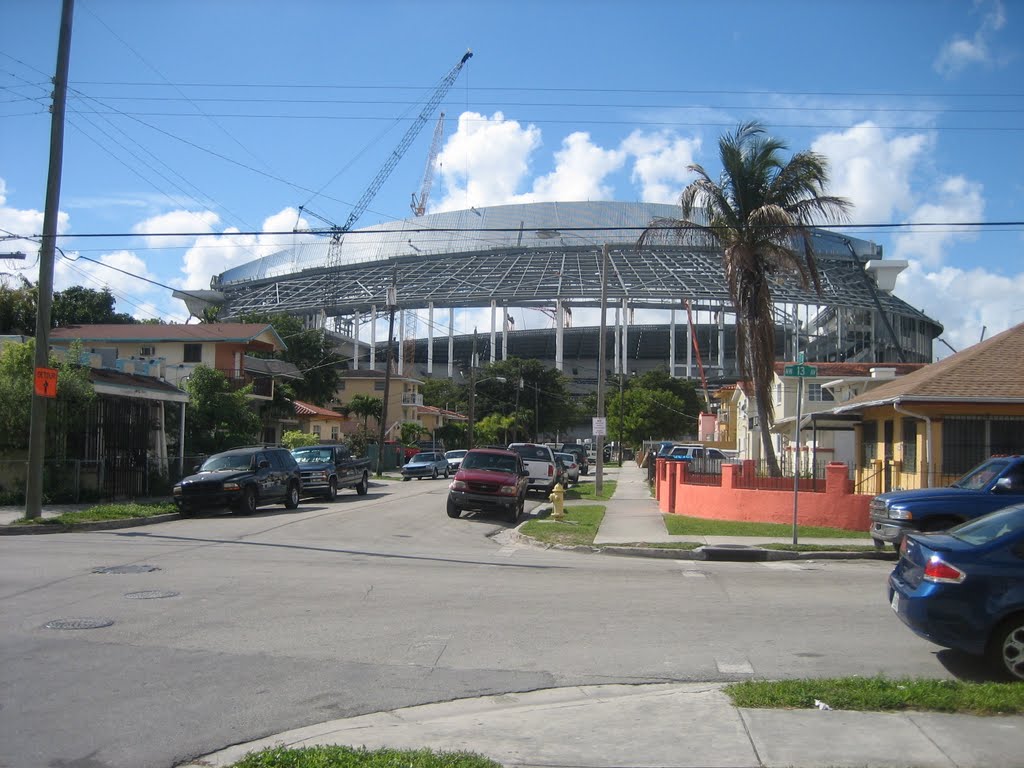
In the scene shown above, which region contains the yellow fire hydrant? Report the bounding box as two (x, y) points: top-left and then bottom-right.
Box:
(548, 482), (565, 519)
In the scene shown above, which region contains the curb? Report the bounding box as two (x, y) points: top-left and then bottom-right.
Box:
(0, 512), (180, 535)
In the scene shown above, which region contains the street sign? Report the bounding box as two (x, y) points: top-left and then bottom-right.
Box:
(34, 367), (58, 398)
(783, 364), (818, 378)
(592, 417), (607, 436)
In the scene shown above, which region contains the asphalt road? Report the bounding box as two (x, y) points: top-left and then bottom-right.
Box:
(0, 476), (962, 768)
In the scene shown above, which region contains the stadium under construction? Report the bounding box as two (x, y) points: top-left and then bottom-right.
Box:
(178, 201), (942, 391)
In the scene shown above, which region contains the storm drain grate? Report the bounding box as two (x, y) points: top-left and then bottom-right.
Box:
(92, 564), (160, 574)
(124, 590), (179, 600)
(44, 618), (114, 630)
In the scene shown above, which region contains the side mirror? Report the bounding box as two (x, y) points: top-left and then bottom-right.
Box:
(520, 469), (530, 477)
(994, 477), (1014, 493)
(258, 459), (270, 469)
(193, 464), (202, 474)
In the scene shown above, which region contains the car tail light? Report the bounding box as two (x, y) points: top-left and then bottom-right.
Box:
(923, 555), (966, 584)
(547, 464), (553, 477)
(899, 538), (909, 558)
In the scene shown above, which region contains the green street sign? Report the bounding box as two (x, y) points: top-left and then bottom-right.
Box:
(783, 364), (818, 378)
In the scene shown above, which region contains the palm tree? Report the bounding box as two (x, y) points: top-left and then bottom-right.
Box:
(347, 394), (383, 432)
(640, 121), (850, 476)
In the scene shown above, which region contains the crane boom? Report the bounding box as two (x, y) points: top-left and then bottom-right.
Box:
(411, 112), (445, 217)
(297, 50), (472, 267)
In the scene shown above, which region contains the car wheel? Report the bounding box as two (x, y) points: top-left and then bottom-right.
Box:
(356, 472), (369, 495)
(403, 476), (410, 482)
(509, 497), (522, 524)
(178, 506), (195, 518)
(284, 482), (300, 509)
(431, 467), (438, 479)
(444, 466), (449, 479)
(236, 486), (257, 515)
(989, 614), (1024, 681)
(325, 477), (338, 502)
(446, 498), (461, 519)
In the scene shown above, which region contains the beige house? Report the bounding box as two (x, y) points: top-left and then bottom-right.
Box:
(334, 369), (424, 440)
(291, 400), (350, 443)
(826, 322), (1024, 492)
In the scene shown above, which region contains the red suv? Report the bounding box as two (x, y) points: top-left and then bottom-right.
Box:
(446, 448), (529, 523)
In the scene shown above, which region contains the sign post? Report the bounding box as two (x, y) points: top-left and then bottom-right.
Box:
(783, 363), (817, 545)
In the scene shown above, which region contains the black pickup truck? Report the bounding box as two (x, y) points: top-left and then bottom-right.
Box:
(870, 455), (1024, 549)
(290, 444), (371, 501)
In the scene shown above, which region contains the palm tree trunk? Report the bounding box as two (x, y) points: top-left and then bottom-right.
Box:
(755, 388), (782, 476)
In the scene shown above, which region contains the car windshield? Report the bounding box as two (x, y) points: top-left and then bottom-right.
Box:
(510, 445), (550, 461)
(201, 454), (253, 472)
(413, 453), (438, 462)
(950, 459), (1010, 490)
(461, 452), (518, 473)
(292, 449), (332, 463)
(445, 451), (467, 459)
(555, 453), (575, 465)
(949, 504), (1024, 545)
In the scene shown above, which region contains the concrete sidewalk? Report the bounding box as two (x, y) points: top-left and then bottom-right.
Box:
(181, 682), (1024, 768)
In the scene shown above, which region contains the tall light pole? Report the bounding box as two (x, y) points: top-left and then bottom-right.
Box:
(595, 244), (609, 494)
(375, 273), (397, 477)
(26, 0), (74, 520)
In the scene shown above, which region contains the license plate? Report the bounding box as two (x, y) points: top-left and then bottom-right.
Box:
(890, 592), (900, 613)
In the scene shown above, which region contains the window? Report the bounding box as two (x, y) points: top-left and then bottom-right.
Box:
(330, 426), (339, 441)
(183, 343), (202, 363)
(336, 381), (346, 390)
(374, 381), (385, 391)
(902, 419), (918, 471)
(140, 346), (154, 357)
(312, 425), (321, 437)
(861, 422), (878, 467)
(808, 384), (834, 402)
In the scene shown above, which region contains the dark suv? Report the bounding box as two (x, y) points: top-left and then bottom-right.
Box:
(173, 446), (302, 515)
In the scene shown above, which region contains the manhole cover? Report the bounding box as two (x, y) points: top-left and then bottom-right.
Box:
(44, 618), (114, 630)
(92, 564), (160, 574)
(124, 590), (179, 600)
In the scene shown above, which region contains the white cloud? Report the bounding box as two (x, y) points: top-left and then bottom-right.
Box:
(935, 0), (1008, 76)
(621, 130), (701, 204)
(811, 123), (931, 224)
(524, 132), (625, 202)
(434, 111), (542, 211)
(0, 176), (70, 262)
(133, 209), (219, 248)
(178, 206), (315, 289)
(895, 259), (1024, 357)
(892, 175), (985, 267)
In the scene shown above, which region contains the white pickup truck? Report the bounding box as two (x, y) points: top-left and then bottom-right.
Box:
(507, 443), (558, 495)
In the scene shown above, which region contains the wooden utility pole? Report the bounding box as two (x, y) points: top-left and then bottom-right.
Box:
(26, 0), (75, 520)
(595, 244), (609, 495)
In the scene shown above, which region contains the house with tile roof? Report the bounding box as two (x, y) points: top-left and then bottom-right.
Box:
(289, 399), (352, 443)
(825, 322), (1024, 492)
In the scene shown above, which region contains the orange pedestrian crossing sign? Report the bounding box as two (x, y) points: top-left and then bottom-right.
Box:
(34, 367), (58, 398)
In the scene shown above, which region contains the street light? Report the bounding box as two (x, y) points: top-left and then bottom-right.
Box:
(467, 375), (507, 449)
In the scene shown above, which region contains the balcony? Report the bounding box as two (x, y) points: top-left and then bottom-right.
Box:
(218, 369), (274, 399)
(402, 393), (424, 407)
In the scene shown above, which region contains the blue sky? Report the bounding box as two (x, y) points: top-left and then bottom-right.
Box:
(2, 0), (1021, 358)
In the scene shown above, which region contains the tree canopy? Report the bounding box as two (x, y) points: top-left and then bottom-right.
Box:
(0, 280), (138, 334)
(182, 365), (261, 456)
(240, 312), (341, 406)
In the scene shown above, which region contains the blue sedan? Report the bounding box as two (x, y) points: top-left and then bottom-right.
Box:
(888, 502), (1024, 680)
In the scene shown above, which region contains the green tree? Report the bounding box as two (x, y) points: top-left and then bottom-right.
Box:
(400, 421), (425, 446)
(420, 377), (466, 413)
(52, 285), (136, 327)
(241, 312), (341, 406)
(473, 413), (517, 447)
(281, 429), (319, 449)
(348, 394), (382, 431)
(630, 369), (703, 427)
(183, 365), (261, 455)
(641, 121), (849, 475)
(0, 277), (37, 335)
(607, 387), (689, 448)
(470, 357), (576, 441)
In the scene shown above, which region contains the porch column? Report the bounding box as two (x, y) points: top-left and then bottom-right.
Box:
(427, 302), (434, 374)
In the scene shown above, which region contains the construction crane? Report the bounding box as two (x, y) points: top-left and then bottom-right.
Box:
(296, 50), (473, 266)
(411, 112), (445, 217)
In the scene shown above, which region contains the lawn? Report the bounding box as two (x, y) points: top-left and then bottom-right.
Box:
(663, 514), (867, 539)
(13, 502), (176, 526)
(725, 677), (1024, 715)
(565, 480), (616, 501)
(229, 745), (502, 768)
(518, 504), (605, 546)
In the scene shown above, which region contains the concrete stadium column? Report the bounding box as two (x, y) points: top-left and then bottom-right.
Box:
(555, 300), (564, 372)
(669, 308), (676, 377)
(427, 302), (434, 374)
(686, 307), (693, 379)
(353, 310), (361, 370)
(448, 307), (455, 379)
(370, 304), (377, 369)
(622, 298), (629, 375)
(502, 302), (509, 360)
(398, 311), (405, 375)
(613, 305), (621, 375)
(718, 303), (726, 373)
(489, 300), (497, 363)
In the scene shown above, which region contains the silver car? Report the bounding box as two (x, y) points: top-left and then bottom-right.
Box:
(401, 451), (450, 480)
(444, 449), (468, 473)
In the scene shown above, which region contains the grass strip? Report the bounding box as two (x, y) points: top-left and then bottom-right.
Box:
(519, 504), (605, 546)
(229, 745), (502, 768)
(758, 543), (885, 553)
(566, 480), (616, 501)
(725, 677), (1024, 715)
(13, 502), (176, 526)
(663, 514), (865, 539)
